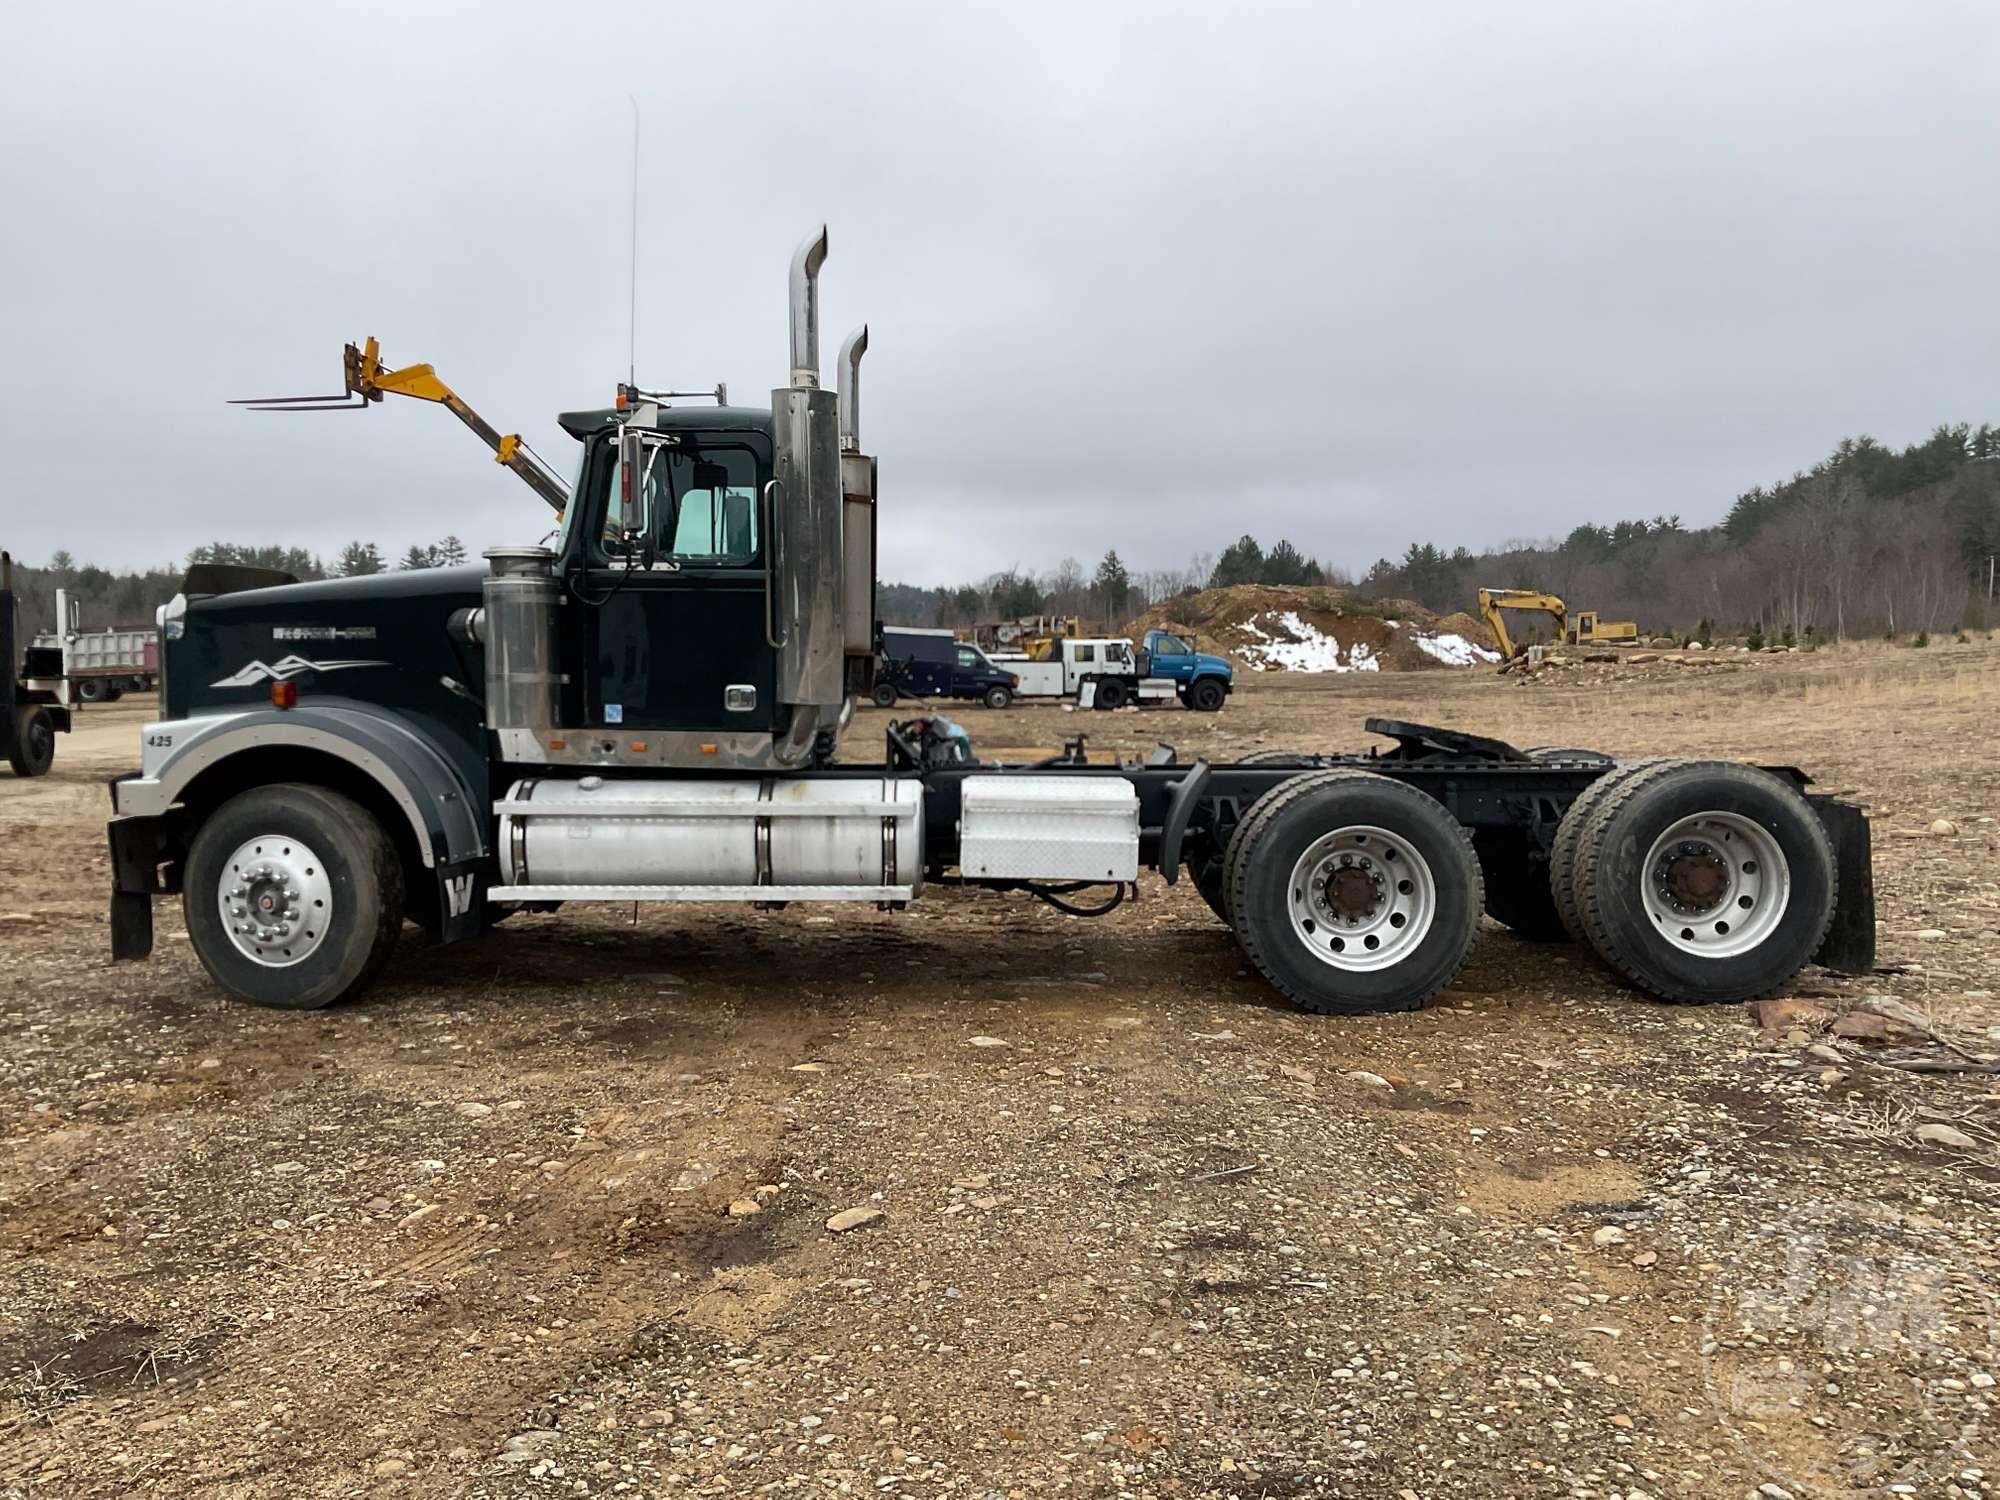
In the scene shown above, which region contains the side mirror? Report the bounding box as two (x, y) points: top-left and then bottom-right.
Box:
(68, 599), (82, 633)
(616, 428), (673, 565)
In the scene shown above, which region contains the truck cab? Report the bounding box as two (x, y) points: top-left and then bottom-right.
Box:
(876, 628), (1018, 709)
(1139, 628), (1233, 711)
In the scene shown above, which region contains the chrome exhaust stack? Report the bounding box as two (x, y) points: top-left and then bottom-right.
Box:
(789, 227), (829, 390)
(837, 325), (877, 679)
(837, 323), (868, 453)
(770, 227), (843, 759)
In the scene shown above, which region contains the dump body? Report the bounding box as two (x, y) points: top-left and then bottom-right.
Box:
(36, 627), (158, 679)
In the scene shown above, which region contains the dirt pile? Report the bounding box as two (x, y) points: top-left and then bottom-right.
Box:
(1126, 585), (1502, 673)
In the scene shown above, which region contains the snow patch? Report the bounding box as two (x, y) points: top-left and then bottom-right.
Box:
(1414, 632), (1501, 667)
(1236, 611), (1381, 673)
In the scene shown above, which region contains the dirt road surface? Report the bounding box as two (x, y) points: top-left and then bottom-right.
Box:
(2, 644), (1996, 1498)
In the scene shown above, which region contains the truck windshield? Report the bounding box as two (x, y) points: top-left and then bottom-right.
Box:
(595, 440), (761, 565)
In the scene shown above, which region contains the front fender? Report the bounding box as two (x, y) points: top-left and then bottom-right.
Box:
(115, 703), (486, 871)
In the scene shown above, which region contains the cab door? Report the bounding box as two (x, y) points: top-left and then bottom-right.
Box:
(572, 432), (778, 734)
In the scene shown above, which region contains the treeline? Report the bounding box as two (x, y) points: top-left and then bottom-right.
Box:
(880, 535), (1340, 630)
(882, 421), (2000, 639)
(1361, 423), (2000, 639)
(3, 536), (473, 637)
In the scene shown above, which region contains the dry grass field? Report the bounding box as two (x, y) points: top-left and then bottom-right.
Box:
(1, 639), (1995, 1498)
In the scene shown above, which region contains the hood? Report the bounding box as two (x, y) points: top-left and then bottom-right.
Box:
(189, 563), (488, 614)
(1195, 650), (1233, 678)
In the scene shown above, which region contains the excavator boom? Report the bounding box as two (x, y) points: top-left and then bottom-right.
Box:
(233, 339), (570, 513)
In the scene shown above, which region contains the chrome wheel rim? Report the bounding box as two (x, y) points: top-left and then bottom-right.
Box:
(216, 834), (334, 967)
(1286, 824), (1436, 971)
(1641, 811), (1789, 958)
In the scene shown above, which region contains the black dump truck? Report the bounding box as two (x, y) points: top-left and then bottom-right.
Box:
(104, 230), (1874, 1016)
(2, 552), (70, 777)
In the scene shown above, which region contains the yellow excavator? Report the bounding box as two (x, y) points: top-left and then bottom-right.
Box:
(233, 338), (571, 512)
(1476, 587), (1640, 660)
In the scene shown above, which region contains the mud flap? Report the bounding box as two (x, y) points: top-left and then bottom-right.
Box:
(436, 859), (488, 945)
(107, 814), (160, 961)
(1811, 798), (1875, 974)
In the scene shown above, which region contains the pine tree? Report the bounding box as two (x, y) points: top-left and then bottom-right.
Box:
(1209, 535), (1265, 588)
(1093, 549), (1131, 620)
(335, 541), (385, 577)
(1261, 539), (1312, 585)
(399, 544), (434, 571)
(433, 535), (467, 566)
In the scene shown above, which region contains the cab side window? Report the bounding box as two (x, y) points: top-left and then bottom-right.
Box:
(594, 438), (762, 566)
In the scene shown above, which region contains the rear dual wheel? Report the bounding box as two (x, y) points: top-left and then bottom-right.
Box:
(1567, 760), (1835, 1003)
(1224, 770), (1482, 1014)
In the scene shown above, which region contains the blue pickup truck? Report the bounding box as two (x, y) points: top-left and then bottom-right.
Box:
(1137, 628), (1235, 711)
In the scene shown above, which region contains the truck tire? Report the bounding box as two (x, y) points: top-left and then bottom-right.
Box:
(982, 685), (1013, 710)
(6, 707), (55, 777)
(1186, 678), (1227, 712)
(1548, 758), (1661, 943)
(1226, 769), (1483, 1014)
(871, 681), (899, 709)
(75, 677), (106, 703)
(1570, 760), (1836, 1004)
(182, 783), (406, 1010)
(1093, 678), (1128, 710)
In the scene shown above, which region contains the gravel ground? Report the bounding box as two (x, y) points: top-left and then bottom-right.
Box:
(0, 639), (1995, 1498)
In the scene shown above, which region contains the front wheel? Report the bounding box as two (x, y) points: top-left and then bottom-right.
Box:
(1186, 677), (1227, 712)
(982, 685), (1013, 710)
(1228, 770), (1483, 1014)
(870, 681), (899, 709)
(183, 783), (406, 1009)
(6, 707), (55, 777)
(75, 677), (106, 703)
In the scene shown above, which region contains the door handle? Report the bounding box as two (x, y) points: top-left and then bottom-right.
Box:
(761, 480), (786, 649)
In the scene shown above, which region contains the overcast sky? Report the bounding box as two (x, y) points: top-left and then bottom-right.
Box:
(3, 2), (1995, 586)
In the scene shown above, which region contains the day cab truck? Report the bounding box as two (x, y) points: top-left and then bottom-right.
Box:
(2, 553), (71, 777)
(103, 229), (1874, 1023)
(873, 627), (1020, 710)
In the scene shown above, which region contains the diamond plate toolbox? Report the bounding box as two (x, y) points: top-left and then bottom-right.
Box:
(958, 775), (1139, 882)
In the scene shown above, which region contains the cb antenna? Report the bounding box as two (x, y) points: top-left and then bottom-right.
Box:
(627, 94), (640, 392)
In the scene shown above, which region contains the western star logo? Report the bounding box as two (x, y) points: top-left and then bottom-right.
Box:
(274, 625), (378, 641)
